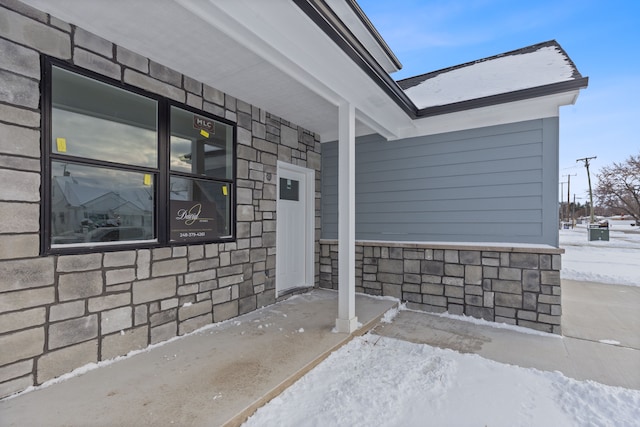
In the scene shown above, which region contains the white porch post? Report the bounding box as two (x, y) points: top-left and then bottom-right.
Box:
(336, 101), (358, 333)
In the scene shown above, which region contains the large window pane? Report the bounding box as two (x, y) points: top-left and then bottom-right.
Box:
(169, 176), (231, 242)
(170, 106), (233, 179)
(51, 66), (157, 168)
(51, 162), (155, 246)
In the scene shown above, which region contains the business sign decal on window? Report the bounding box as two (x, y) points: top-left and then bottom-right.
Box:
(170, 200), (218, 242)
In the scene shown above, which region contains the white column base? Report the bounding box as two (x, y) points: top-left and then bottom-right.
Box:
(335, 316), (359, 334)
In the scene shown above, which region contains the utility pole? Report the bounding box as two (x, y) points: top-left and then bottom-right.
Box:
(576, 156), (597, 224)
(560, 181), (567, 224)
(563, 174), (576, 226)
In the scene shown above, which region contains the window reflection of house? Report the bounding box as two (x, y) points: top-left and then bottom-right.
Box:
(51, 175), (153, 242)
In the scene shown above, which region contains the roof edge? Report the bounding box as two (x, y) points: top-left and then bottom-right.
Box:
(293, 0), (419, 118)
(416, 77), (589, 118)
(345, 0), (403, 71)
(399, 40), (583, 91)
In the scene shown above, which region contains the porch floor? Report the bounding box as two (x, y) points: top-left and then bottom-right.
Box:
(0, 290), (397, 427)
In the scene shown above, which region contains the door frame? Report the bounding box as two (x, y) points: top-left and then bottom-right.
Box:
(276, 161), (315, 297)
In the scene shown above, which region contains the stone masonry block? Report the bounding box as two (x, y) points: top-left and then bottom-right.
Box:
(0, 287), (54, 313)
(444, 264), (464, 277)
(445, 286), (464, 299)
(523, 292), (537, 310)
(116, 45), (148, 72)
(213, 300), (238, 323)
(101, 325), (148, 360)
(377, 273), (403, 284)
(57, 253), (102, 272)
(0, 257), (54, 292)
(0, 103), (40, 128)
(101, 307), (132, 335)
(0, 69), (40, 108)
(152, 258), (187, 277)
(522, 270), (540, 291)
(87, 293), (130, 313)
(103, 251), (136, 268)
(459, 250), (481, 265)
(179, 313), (213, 335)
(150, 322), (177, 345)
(133, 276), (176, 304)
(421, 283), (444, 295)
(421, 260), (444, 275)
(106, 268), (135, 286)
(0, 234), (38, 259)
(0, 8), (71, 59)
(124, 69), (184, 102)
(423, 294), (446, 307)
(465, 294), (482, 307)
(0, 327), (44, 366)
(442, 277), (463, 287)
(0, 169), (39, 202)
(498, 267), (521, 281)
(73, 48), (120, 80)
(510, 253), (539, 269)
(483, 291), (494, 308)
(378, 258), (403, 274)
(403, 259), (420, 274)
(444, 250), (459, 263)
(178, 300), (212, 321)
(541, 270), (561, 286)
(538, 294), (561, 305)
(48, 314), (98, 349)
(464, 265), (482, 285)
(495, 292), (522, 308)
(0, 37), (40, 79)
(382, 283), (402, 299)
(37, 340), (97, 384)
(0, 307), (45, 334)
(74, 27), (113, 57)
(537, 314), (561, 325)
(58, 270), (103, 301)
(49, 300), (85, 322)
(492, 280), (522, 295)
(465, 285), (483, 295)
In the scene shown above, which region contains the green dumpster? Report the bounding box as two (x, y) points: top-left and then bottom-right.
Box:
(588, 226), (609, 241)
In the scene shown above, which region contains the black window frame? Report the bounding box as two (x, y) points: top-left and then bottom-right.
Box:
(40, 57), (237, 255)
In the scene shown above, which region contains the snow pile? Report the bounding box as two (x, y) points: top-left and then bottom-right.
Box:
(244, 334), (640, 427)
(560, 226), (640, 287)
(404, 45), (575, 109)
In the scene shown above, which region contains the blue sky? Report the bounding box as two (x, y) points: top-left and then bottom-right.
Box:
(358, 0), (640, 202)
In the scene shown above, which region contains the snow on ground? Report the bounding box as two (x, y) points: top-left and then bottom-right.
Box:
(244, 334), (640, 427)
(244, 222), (640, 427)
(560, 223), (640, 287)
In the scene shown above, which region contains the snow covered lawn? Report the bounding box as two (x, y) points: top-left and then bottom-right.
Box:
(244, 333), (640, 427)
(244, 224), (640, 427)
(560, 225), (640, 287)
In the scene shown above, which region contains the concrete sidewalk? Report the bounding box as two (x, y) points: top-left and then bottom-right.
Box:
(0, 290), (397, 427)
(374, 279), (640, 389)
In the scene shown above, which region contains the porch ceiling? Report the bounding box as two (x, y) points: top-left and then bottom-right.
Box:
(21, 0), (412, 141)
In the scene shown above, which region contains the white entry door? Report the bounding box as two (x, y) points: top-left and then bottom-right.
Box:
(276, 162), (314, 296)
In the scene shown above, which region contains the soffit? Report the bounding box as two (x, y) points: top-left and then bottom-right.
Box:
(20, 0), (411, 141)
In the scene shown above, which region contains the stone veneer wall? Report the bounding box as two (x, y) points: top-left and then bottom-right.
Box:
(319, 240), (563, 334)
(0, 1), (321, 398)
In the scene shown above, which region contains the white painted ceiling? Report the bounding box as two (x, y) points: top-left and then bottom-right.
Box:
(21, 0), (413, 141)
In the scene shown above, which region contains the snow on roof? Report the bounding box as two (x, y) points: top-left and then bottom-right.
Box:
(401, 42), (579, 109)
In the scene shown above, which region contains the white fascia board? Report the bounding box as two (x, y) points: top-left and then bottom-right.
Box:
(177, 0), (409, 140)
(393, 91), (581, 140)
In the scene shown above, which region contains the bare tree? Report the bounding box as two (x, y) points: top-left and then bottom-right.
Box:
(595, 153), (640, 222)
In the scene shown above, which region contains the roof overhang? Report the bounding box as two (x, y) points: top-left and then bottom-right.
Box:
(20, 0), (589, 143)
(20, 0), (414, 141)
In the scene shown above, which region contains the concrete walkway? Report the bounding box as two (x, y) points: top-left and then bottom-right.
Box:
(374, 279), (640, 389)
(0, 290), (397, 427)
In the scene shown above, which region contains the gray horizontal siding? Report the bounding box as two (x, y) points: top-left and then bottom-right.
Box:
(321, 118), (559, 245)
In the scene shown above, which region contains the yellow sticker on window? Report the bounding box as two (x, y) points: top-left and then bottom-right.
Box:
(56, 138), (67, 153)
(143, 174), (152, 186)
(200, 129), (210, 138)
(222, 185), (228, 196)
